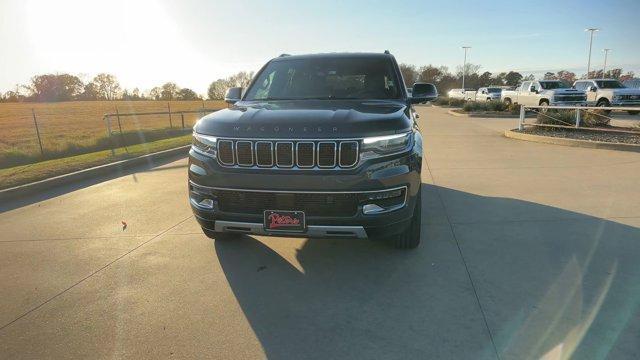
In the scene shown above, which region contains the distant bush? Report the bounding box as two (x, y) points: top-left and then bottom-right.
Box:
(581, 109), (611, 127)
(448, 98), (466, 107)
(507, 103), (521, 115)
(432, 97), (450, 106)
(536, 110), (575, 126)
(461, 101), (507, 112)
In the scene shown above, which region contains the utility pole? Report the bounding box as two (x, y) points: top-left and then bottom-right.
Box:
(461, 46), (471, 89)
(602, 48), (611, 79)
(585, 28), (599, 78)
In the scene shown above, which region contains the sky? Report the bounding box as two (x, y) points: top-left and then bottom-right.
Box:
(1, 0), (639, 96)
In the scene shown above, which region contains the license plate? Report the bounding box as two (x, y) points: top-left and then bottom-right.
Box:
(264, 210), (305, 232)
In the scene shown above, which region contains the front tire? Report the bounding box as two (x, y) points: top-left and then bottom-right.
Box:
(539, 100), (549, 113)
(202, 228), (241, 241)
(597, 99), (612, 115)
(393, 188), (422, 249)
(504, 98), (512, 106)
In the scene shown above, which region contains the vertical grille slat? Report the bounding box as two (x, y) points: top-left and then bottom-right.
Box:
(317, 142), (336, 168)
(236, 141), (253, 166)
(255, 141), (273, 167)
(276, 142), (294, 167)
(216, 139), (359, 169)
(296, 142), (315, 168)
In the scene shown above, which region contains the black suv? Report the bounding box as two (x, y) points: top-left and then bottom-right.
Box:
(188, 52), (436, 248)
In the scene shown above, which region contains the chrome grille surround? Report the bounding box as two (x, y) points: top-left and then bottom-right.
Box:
(216, 138), (360, 169)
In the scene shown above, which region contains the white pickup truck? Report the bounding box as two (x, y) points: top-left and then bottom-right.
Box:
(501, 80), (587, 107)
(573, 79), (640, 115)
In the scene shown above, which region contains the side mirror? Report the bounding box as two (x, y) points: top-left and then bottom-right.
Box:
(224, 87), (243, 104)
(410, 82), (438, 104)
(588, 86), (597, 92)
(529, 86), (536, 92)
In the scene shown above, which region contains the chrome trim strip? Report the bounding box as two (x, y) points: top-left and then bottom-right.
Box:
(296, 141), (315, 168)
(338, 141), (359, 167)
(255, 141), (274, 167)
(190, 181), (407, 195)
(235, 141), (254, 167)
(217, 140), (235, 166)
(317, 141), (337, 168)
(275, 142), (294, 168)
(214, 220), (367, 239)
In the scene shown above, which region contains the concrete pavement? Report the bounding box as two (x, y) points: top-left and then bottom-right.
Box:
(0, 106), (639, 359)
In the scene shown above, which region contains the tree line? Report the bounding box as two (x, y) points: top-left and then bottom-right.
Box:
(398, 63), (635, 95)
(1, 65), (635, 103)
(0, 71), (254, 103)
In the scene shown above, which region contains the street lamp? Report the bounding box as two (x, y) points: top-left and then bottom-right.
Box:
(602, 48), (612, 79)
(461, 46), (471, 89)
(585, 28), (599, 78)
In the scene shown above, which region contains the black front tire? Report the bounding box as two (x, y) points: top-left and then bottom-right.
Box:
(597, 100), (612, 115)
(202, 228), (241, 241)
(393, 189), (422, 249)
(504, 98), (512, 106)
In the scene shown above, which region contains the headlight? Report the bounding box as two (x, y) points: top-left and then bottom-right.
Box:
(360, 132), (413, 159)
(192, 132), (217, 157)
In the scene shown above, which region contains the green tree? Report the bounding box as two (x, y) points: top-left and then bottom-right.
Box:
(160, 82), (180, 100)
(28, 73), (84, 102)
(399, 63), (417, 87)
(92, 73), (121, 100)
(504, 71), (523, 86)
(177, 88), (201, 100)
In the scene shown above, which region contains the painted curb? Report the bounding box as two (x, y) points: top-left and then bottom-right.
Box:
(447, 109), (519, 118)
(504, 129), (640, 152)
(0, 145), (191, 202)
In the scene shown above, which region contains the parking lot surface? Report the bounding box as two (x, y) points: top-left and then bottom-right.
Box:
(1, 106), (639, 359)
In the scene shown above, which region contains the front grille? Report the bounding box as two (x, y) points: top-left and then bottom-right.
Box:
(214, 190), (359, 217)
(217, 139), (360, 169)
(555, 95), (586, 102)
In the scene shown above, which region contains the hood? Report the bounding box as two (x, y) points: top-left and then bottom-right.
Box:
(194, 100), (412, 139)
(544, 88), (586, 95)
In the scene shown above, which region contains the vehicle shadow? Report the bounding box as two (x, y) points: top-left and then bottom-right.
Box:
(213, 184), (640, 360)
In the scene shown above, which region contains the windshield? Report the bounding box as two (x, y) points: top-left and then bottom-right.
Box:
(244, 57), (401, 101)
(487, 88), (501, 93)
(595, 80), (625, 89)
(540, 81), (569, 90)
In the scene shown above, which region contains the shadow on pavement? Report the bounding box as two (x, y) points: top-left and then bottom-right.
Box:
(214, 184), (640, 360)
(0, 154), (187, 213)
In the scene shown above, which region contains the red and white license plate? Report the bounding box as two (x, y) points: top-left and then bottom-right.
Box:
(263, 210), (305, 232)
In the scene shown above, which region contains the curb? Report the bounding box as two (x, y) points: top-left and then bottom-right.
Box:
(0, 145), (191, 202)
(504, 129), (640, 152)
(447, 109), (519, 118)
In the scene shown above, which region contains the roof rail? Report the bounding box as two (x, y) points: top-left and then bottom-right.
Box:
(278, 53), (290, 57)
(384, 50), (390, 54)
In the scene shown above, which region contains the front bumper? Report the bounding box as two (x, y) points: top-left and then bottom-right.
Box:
(188, 147), (422, 239)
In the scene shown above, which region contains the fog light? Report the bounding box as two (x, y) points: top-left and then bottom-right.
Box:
(363, 203), (385, 215)
(190, 197), (215, 210)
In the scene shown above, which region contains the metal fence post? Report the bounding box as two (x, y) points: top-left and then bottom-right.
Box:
(168, 102), (173, 128)
(181, 113), (185, 128)
(115, 107), (128, 152)
(575, 108), (581, 128)
(518, 105), (525, 130)
(31, 109), (44, 157)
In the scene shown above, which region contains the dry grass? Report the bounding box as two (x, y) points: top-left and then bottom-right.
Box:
(0, 100), (226, 167)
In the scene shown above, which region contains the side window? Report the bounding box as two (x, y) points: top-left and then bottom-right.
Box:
(591, 81), (598, 89)
(531, 82), (540, 91)
(574, 82), (584, 90)
(521, 82), (530, 92)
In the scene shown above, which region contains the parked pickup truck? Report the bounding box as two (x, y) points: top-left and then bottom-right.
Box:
(501, 80), (587, 107)
(573, 79), (640, 115)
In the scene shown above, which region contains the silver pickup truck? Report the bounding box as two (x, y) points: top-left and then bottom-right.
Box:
(573, 79), (640, 115)
(501, 80), (587, 107)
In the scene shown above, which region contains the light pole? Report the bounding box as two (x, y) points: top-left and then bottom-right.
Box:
(602, 48), (611, 79)
(461, 46), (471, 89)
(585, 28), (599, 78)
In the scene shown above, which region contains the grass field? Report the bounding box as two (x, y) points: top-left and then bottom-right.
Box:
(0, 135), (192, 190)
(0, 100), (226, 168)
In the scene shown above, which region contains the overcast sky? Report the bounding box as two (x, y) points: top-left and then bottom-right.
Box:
(1, 0), (639, 95)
